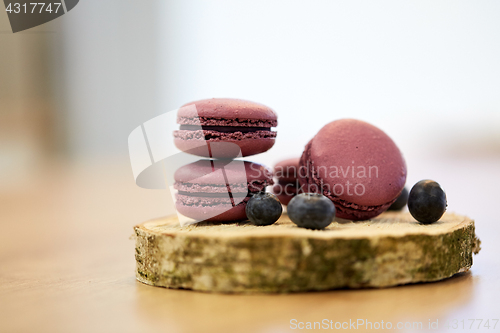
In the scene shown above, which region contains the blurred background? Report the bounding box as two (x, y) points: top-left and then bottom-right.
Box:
(2, 0), (500, 176)
(1, 0), (500, 202)
(2, 1), (500, 331)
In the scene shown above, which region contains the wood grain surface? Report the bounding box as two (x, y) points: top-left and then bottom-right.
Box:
(1, 157), (499, 333)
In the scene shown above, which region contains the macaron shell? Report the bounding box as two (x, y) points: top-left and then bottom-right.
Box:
(273, 183), (298, 206)
(179, 98), (278, 123)
(335, 200), (393, 220)
(273, 157), (301, 183)
(175, 195), (248, 222)
(275, 194), (294, 206)
(272, 157), (301, 205)
(174, 160), (273, 187)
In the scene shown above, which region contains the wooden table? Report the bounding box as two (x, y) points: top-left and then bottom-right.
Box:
(1, 157), (499, 333)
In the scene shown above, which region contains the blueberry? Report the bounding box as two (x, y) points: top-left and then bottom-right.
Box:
(287, 193), (336, 229)
(387, 187), (409, 211)
(246, 192), (283, 226)
(408, 180), (447, 224)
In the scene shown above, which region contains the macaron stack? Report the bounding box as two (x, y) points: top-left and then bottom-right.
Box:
(173, 98), (277, 222)
(172, 101), (407, 223)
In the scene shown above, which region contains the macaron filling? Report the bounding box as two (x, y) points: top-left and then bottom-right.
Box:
(175, 117), (277, 140)
(174, 121), (277, 142)
(179, 125), (271, 133)
(174, 180), (269, 194)
(178, 117), (277, 128)
(174, 130), (276, 142)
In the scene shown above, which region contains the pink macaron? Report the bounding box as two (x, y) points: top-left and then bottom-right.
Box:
(174, 159), (273, 222)
(174, 98), (278, 158)
(298, 119), (407, 220)
(272, 157), (301, 205)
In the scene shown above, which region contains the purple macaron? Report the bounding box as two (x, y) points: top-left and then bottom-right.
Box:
(299, 119), (407, 221)
(174, 159), (274, 222)
(174, 98), (278, 158)
(272, 158), (301, 205)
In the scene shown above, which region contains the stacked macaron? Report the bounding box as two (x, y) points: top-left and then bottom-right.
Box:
(173, 98), (277, 222)
(174, 159), (273, 222)
(174, 98), (277, 158)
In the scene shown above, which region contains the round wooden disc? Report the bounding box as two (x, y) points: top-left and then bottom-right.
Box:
(134, 212), (480, 293)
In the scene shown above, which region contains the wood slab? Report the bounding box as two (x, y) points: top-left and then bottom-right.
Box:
(134, 212), (480, 293)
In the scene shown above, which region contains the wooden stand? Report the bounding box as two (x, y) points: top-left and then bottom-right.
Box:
(134, 212), (480, 293)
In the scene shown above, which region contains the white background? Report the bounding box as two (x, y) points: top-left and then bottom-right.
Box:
(58, 0), (500, 164)
(156, 0), (500, 167)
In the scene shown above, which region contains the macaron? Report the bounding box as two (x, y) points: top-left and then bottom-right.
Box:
(174, 98), (278, 158)
(298, 119), (407, 221)
(272, 157), (300, 205)
(174, 159), (273, 222)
